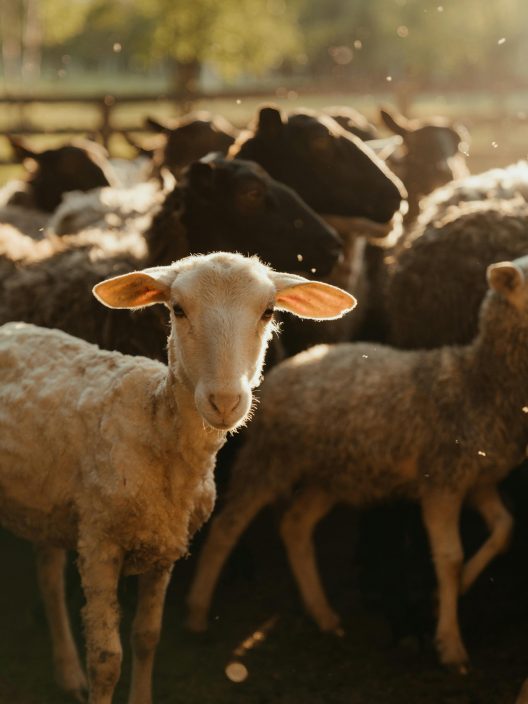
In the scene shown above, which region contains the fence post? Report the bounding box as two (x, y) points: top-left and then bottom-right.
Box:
(100, 95), (115, 149)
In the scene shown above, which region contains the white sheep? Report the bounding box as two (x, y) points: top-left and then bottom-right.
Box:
(186, 256), (528, 674)
(0, 251), (355, 704)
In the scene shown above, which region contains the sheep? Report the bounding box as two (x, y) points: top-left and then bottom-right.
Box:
(386, 198), (528, 349)
(145, 111), (239, 178)
(233, 106), (404, 225)
(0, 156), (343, 362)
(48, 181), (167, 237)
(416, 160), (528, 227)
(231, 105), (406, 349)
(0, 251), (356, 703)
(379, 107), (470, 223)
(185, 255), (528, 673)
(2, 136), (117, 213)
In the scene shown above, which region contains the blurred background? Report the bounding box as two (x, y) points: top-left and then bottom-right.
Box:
(0, 0), (527, 180)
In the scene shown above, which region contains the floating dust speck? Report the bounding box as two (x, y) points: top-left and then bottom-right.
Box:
(491, 141), (498, 149)
(236, 99), (241, 104)
(498, 37), (506, 45)
(311, 268), (316, 273)
(478, 450), (487, 457)
(362, 354), (368, 358)
(297, 254), (303, 262)
(113, 42), (122, 53)
(225, 662), (248, 683)
(523, 406), (528, 413)
(386, 75), (392, 82)
(397, 25), (409, 38)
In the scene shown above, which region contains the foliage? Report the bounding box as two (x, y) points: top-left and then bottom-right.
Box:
(1, 0), (528, 88)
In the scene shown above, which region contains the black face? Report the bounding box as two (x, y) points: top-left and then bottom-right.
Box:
(402, 125), (465, 195)
(145, 116), (236, 176)
(146, 156), (343, 277)
(234, 108), (405, 224)
(22, 143), (112, 212)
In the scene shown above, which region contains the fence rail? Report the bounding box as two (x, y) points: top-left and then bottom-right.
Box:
(0, 87), (525, 169)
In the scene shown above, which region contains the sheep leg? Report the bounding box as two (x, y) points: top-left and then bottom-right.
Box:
(279, 488), (340, 634)
(78, 543), (123, 704)
(421, 492), (468, 672)
(35, 545), (87, 701)
(128, 565), (173, 704)
(460, 484), (513, 593)
(515, 677), (528, 704)
(186, 491), (272, 632)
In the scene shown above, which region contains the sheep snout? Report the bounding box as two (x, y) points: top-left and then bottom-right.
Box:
(194, 383), (251, 430)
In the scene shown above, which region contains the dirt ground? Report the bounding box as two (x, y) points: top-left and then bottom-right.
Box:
(2, 472), (528, 704)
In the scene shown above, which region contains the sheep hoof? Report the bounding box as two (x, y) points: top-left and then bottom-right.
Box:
(68, 685), (88, 703)
(436, 637), (469, 675)
(318, 611), (344, 636)
(515, 677), (528, 704)
(56, 663), (88, 702)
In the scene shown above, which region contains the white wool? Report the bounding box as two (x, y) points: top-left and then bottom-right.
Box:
(48, 181), (165, 236)
(421, 161), (528, 223)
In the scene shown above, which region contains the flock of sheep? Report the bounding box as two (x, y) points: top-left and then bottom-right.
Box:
(1, 102), (528, 703)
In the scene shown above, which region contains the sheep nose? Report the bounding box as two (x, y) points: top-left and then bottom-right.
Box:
(209, 393), (241, 417)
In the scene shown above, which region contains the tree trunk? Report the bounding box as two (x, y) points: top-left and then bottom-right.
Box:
(0, 0), (22, 83)
(170, 59), (201, 114)
(22, 0), (42, 81)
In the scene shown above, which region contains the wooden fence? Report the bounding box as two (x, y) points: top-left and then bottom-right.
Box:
(0, 87), (525, 171)
(0, 87), (342, 161)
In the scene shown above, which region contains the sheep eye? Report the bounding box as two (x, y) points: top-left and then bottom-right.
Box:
(172, 304), (186, 318)
(246, 188), (264, 201)
(261, 307), (275, 321)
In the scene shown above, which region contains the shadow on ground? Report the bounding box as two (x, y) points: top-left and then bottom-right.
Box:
(2, 488), (528, 704)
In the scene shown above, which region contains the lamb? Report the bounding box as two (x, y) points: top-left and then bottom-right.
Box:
(0, 251), (356, 703)
(186, 255), (528, 673)
(0, 156), (342, 362)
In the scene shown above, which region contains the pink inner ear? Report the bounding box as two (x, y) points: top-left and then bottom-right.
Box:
(136, 287), (167, 305)
(277, 291), (317, 315)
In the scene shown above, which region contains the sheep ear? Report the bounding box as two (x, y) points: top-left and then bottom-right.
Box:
(257, 106), (283, 137)
(487, 261), (524, 296)
(272, 272), (356, 320)
(8, 136), (38, 162)
(145, 116), (167, 133)
(93, 269), (172, 309)
(379, 108), (410, 137)
(187, 161), (215, 194)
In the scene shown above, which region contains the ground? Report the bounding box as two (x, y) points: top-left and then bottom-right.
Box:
(2, 492), (528, 704)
